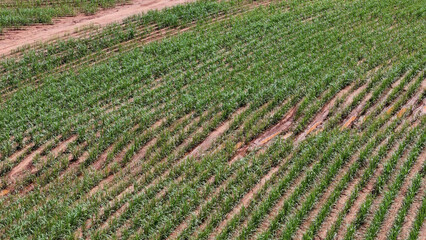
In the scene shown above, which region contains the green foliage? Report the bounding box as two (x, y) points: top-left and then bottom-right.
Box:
(0, 0), (424, 239)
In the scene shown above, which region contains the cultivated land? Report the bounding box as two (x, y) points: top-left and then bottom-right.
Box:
(0, 0), (195, 55)
(0, 0), (425, 239)
(0, 0), (129, 33)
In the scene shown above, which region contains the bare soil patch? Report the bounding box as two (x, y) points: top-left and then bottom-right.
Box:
(8, 137), (59, 182)
(297, 84), (352, 142)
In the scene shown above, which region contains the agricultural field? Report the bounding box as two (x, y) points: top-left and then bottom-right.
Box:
(0, 0), (129, 33)
(0, 0), (425, 239)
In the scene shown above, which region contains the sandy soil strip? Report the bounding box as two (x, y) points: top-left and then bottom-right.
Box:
(250, 106), (296, 149)
(31, 135), (77, 172)
(227, 104), (296, 167)
(7, 136), (61, 182)
(6, 139), (32, 160)
(342, 91), (373, 129)
(0, 142), (34, 172)
(186, 117), (238, 159)
(293, 136), (371, 239)
(0, 0), (195, 56)
(186, 107), (248, 160)
(296, 84), (353, 143)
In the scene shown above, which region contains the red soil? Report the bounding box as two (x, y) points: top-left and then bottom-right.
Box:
(8, 137), (59, 182)
(0, 0), (194, 56)
(251, 106), (296, 148)
(297, 84), (352, 142)
(229, 105), (296, 166)
(187, 107), (248, 160)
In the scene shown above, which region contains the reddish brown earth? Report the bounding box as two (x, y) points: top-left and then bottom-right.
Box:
(0, 0), (195, 56)
(228, 105), (296, 166)
(187, 107), (248, 160)
(8, 137), (59, 182)
(251, 106), (296, 148)
(297, 84), (352, 143)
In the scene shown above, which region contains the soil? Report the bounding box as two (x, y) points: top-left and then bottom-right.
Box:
(187, 107), (248, 159)
(8, 137), (59, 182)
(92, 142), (117, 170)
(0, 0), (194, 56)
(297, 84), (352, 142)
(6, 143), (34, 163)
(344, 92), (373, 128)
(228, 103), (295, 166)
(250, 106), (296, 148)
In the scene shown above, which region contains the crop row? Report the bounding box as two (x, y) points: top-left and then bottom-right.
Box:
(0, 0), (425, 238)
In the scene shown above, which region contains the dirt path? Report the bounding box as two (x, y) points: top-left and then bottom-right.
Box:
(0, 0), (194, 56)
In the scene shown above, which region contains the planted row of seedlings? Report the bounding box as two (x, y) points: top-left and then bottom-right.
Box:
(0, 0), (420, 197)
(319, 103), (425, 238)
(0, 0), (268, 94)
(0, 0), (282, 152)
(90, 3), (422, 236)
(0, 0), (360, 174)
(241, 56), (424, 238)
(0, 0), (402, 156)
(175, 51), (424, 239)
(1, 0), (425, 238)
(0, 0), (412, 216)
